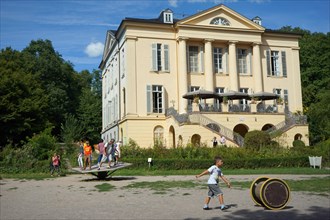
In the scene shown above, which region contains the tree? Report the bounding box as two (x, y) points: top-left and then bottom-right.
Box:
(22, 39), (82, 137)
(277, 26), (330, 144)
(0, 48), (49, 147)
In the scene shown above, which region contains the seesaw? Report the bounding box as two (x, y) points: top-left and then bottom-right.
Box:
(72, 162), (132, 179)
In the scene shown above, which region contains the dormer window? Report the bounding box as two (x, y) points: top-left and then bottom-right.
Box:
(164, 11), (173, 23)
(160, 8), (173, 24)
(210, 17), (230, 26)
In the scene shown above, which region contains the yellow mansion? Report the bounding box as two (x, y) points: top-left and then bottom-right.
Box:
(99, 4), (309, 148)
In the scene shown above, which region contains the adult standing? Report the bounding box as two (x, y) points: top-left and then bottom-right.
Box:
(97, 139), (105, 167)
(212, 137), (218, 148)
(220, 136), (226, 146)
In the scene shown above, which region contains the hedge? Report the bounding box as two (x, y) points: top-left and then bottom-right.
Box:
(122, 156), (309, 170)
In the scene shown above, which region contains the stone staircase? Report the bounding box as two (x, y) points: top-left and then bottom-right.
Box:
(166, 107), (244, 146)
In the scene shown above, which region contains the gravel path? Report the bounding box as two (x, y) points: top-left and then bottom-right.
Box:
(1, 174), (329, 220)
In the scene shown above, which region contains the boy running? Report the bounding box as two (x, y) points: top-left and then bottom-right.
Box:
(196, 156), (231, 210)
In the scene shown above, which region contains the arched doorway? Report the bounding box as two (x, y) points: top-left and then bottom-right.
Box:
(178, 135), (183, 147)
(262, 124), (275, 132)
(169, 126), (175, 148)
(153, 126), (164, 146)
(233, 124), (249, 137)
(191, 134), (201, 146)
(294, 133), (303, 140)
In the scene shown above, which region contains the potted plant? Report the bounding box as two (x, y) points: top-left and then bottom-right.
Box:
(223, 96), (228, 104)
(250, 97), (258, 113)
(250, 97), (259, 104)
(192, 96), (200, 112)
(276, 97), (283, 105)
(193, 96), (199, 104)
(221, 96), (229, 112)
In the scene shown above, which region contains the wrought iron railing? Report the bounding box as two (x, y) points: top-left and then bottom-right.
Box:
(266, 111), (308, 136)
(189, 114), (244, 147)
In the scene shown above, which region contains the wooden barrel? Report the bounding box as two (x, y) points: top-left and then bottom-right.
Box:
(250, 177), (291, 210)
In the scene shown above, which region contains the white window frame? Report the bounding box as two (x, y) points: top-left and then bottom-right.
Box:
(213, 47), (223, 73)
(237, 48), (251, 75)
(188, 45), (204, 73)
(239, 88), (249, 106)
(214, 87), (224, 108)
(152, 43), (170, 72)
(266, 50), (287, 77)
(146, 85), (164, 114)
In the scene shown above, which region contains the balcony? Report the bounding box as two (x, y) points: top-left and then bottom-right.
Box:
(188, 102), (283, 114)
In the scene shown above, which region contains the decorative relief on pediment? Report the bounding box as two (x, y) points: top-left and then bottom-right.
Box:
(210, 17), (230, 26)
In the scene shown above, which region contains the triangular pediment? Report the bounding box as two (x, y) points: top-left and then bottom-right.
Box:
(176, 4), (264, 31)
(102, 30), (116, 61)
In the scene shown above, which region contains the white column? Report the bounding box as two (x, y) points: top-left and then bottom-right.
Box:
(253, 42), (263, 92)
(228, 41), (238, 91)
(178, 37), (188, 114)
(204, 39), (214, 91)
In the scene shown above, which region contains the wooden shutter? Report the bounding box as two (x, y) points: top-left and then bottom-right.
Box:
(146, 85), (152, 113)
(164, 44), (169, 72)
(281, 51), (287, 77)
(151, 44), (157, 71)
(200, 46), (204, 73)
(266, 50), (271, 76)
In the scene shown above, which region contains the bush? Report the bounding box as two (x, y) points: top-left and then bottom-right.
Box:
(244, 130), (271, 151)
(292, 140), (306, 148)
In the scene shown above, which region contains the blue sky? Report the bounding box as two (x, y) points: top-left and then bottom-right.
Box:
(1, 0), (329, 72)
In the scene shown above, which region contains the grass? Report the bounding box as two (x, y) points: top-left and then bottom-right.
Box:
(230, 176), (330, 195)
(123, 180), (203, 191)
(94, 183), (115, 192)
(121, 176), (330, 195)
(114, 167), (330, 176)
(1, 167), (329, 179)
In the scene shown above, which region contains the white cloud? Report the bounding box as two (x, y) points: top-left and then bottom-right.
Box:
(84, 41), (104, 58)
(248, 0), (270, 3)
(168, 0), (178, 7)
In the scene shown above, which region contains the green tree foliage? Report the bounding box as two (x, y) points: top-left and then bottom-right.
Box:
(61, 114), (84, 143)
(0, 39), (102, 147)
(244, 130), (271, 151)
(22, 40), (82, 136)
(278, 26), (330, 144)
(76, 70), (102, 144)
(0, 48), (49, 146)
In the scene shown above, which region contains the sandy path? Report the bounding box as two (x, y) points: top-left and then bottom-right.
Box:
(1, 174), (329, 220)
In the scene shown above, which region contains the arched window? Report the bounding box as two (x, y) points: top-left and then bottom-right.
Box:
(154, 126), (164, 146)
(210, 17), (230, 26)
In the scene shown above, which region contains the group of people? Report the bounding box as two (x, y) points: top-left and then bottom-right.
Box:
(212, 136), (226, 147)
(77, 139), (121, 171)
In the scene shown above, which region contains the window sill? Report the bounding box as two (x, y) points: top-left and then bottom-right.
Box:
(189, 72), (204, 75)
(150, 71), (170, 74)
(239, 74), (253, 77)
(215, 73), (229, 76)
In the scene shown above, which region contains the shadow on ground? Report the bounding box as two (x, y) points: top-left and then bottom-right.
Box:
(81, 176), (136, 182)
(184, 205), (330, 220)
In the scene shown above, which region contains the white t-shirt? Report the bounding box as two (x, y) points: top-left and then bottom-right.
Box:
(207, 165), (223, 184)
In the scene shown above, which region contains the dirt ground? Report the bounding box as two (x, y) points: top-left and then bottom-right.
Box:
(1, 174), (329, 220)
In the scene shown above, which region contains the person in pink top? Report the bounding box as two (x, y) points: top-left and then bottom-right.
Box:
(97, 139), (105, 168)
(50, 153), (60, 176)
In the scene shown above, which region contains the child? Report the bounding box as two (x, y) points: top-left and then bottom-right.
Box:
(196, 156), (231, 210)
(83, 141), (92, 170)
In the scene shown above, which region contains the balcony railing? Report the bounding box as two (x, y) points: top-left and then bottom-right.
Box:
(188, 103), (281, 113)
